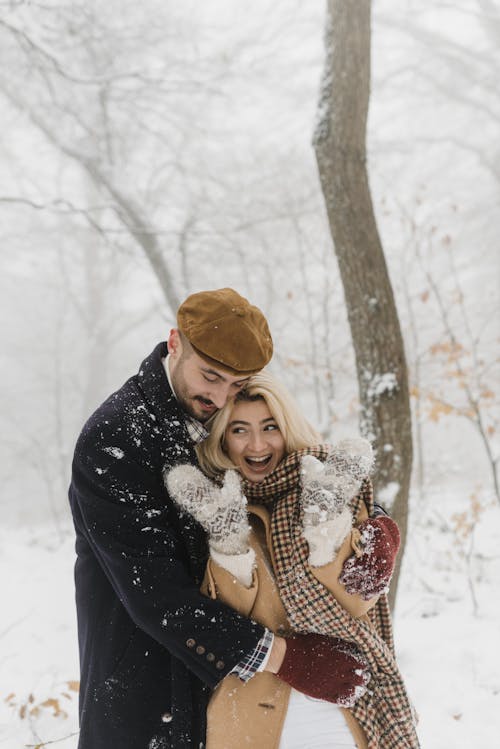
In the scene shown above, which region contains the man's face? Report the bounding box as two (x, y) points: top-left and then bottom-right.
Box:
(168, 330), (250, 422)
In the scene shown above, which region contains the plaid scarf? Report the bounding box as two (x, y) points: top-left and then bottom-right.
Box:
(243, 447), (420, 749)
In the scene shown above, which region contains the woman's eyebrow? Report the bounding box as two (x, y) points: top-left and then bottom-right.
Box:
(229, 417), (277, 427)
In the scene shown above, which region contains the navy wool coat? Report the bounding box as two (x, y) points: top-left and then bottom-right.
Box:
(69, 342), (264, 749)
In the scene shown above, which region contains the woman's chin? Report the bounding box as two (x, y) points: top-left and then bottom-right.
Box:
(246, 473), (267, 484)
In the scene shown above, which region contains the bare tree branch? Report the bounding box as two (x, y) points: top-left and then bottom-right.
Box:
(0, 83), (180, 312)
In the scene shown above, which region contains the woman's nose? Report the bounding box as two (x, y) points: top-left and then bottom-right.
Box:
(247, 431), (265, 452)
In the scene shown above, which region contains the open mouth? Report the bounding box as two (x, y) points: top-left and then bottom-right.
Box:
(244, 455), (273, 471)
(195, 398), (216, 412)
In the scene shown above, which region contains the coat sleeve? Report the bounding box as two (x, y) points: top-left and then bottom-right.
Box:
(70, 428), (265, 689)
(200, 529), (291, 635)
(308, 501), (380, 618)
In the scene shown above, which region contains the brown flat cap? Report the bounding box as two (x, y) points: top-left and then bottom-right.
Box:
(177, 288), (273, 376)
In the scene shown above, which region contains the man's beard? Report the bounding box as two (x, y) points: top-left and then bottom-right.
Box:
(184, 395), (216, 422)
(171, 363), (217, 422)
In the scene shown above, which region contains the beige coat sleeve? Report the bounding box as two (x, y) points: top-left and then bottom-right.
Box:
(309, 502), (379, 618)
(200, 525), (291, 633)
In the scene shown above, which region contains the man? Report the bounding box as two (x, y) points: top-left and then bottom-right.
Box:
(69, 288), (368, 748)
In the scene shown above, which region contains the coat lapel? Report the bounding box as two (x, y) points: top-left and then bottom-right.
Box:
(135, 342), (209, 583)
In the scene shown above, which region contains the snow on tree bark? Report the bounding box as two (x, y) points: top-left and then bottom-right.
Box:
(313, 0), (413, 606)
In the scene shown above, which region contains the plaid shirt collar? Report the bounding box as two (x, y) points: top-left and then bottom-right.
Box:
(162, 354), (209, 445)
(185, 416), (209, 444)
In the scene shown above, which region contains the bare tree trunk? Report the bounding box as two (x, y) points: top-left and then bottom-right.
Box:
(313, 0), (413, 608)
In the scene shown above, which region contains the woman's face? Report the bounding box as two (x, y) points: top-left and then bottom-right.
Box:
(224, 399), (286, 483)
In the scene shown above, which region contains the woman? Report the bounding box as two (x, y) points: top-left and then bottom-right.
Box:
(166, 373), (419, 749)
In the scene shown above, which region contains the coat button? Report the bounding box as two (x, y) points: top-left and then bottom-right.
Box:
(186, 638), (196, 648)
(215, 660), (225, 670)
(206, 652), (215, 662)
(196, 645), (206, 655)
(161, 712), (173, 723)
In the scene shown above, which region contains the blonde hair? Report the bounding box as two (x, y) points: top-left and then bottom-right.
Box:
(196, 371), (321, 477)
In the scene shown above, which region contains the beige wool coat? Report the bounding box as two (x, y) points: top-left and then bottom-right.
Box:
(201, 502), (378, 749)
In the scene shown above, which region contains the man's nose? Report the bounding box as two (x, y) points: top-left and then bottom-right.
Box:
(210, 382), (232, 409)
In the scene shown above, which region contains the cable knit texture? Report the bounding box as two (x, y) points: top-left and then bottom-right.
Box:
(166, 466), (251, 555)
(300, 438), (375, 566)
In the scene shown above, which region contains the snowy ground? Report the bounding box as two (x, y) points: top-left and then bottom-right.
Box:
(1, 493), (499, 748)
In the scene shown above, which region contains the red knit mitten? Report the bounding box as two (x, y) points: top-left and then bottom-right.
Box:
(339, 516), (401, 600)
(276, 633), (370, 707)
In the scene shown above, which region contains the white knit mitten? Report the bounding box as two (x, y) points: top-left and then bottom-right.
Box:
(165, 465), (255, 586)
(301, 439), (374, 567)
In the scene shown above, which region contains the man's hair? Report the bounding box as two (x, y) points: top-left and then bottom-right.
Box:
(196, 371), (321, 478)
(177, 330), (194, 362)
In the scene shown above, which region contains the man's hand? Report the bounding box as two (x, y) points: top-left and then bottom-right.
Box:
(271, 633), (370, 707)
(339, 516), (401, 600)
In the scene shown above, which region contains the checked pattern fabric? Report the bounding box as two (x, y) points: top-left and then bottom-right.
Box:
(243, 447), (420, 749)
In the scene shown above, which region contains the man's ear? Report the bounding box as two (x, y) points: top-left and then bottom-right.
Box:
(167, 329), (181, 356)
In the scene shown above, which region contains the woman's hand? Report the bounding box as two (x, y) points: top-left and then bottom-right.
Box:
(301, 438), (374, 523)
(300, 438), (374, 566)
(165, 465), (250, 555)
